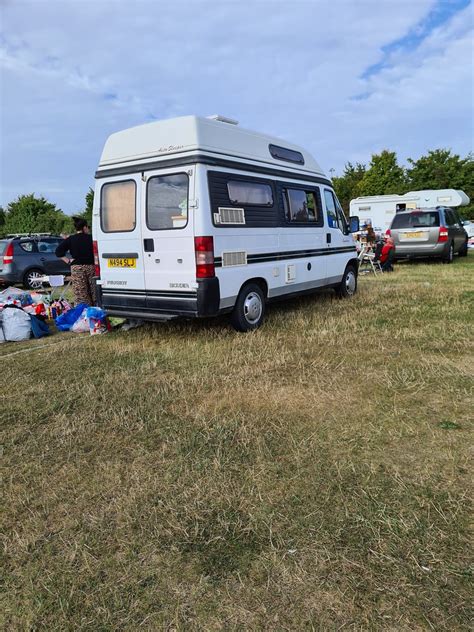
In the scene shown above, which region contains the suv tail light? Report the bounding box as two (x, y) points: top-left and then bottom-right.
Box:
(93, 240), (100, 277)
(3, 242), (13, 265)
(438, 226), (449, 243)
(194, 236), (215, 278)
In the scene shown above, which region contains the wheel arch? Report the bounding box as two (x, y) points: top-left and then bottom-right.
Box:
(238, 277), (269, 300)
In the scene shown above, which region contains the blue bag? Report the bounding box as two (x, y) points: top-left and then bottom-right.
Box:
(30, 315), (50, 339)
(55, 303), (88, 331)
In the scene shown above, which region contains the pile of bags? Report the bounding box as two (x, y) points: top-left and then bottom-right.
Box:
(55, 305), (110, 336)
(0, 286), (110, 343)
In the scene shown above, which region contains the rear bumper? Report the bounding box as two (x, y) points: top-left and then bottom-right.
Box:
(97, 277), (220, 320)
(395, 242), (448, 258)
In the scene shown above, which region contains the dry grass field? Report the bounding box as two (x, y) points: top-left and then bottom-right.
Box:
(1, 255), (473, 630)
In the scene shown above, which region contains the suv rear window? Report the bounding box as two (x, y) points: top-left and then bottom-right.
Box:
(391, 211), (440, 229)
(0, 241), (7, 256)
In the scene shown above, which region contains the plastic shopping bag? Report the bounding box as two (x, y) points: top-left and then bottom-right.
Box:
(1, 306), (32, 341)
(71, 308), (90, 333)
(55, 303), (88, 331)
(86, 307), (109, 336)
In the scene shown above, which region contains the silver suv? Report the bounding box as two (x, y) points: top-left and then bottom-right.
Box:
(387, 207), (468, 263)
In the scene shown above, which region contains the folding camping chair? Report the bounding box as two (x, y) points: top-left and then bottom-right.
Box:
(35, 274), (72, 301)
(358, 246), (382, 275)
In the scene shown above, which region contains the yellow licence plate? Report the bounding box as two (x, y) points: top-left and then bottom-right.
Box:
(107, 258), (137, 268)
(405, 231), (423, 238)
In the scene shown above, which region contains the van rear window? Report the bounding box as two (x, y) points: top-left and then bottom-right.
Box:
(147, 173), (189, 230)
(391, 211), (440, 229)
(101, 180), (136, 232)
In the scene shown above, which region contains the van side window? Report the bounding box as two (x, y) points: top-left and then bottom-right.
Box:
(227, 181), (273, 206)
(147, 174), (189, 230)
(324, 189), (338, 228)
(101, 180), (136, 232)
(284, 189), (322, 225)
(324, 189), (348, 233)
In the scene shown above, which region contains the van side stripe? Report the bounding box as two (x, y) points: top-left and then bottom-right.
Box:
(214, 246), (356, 266)
(95, 152), (332, 187)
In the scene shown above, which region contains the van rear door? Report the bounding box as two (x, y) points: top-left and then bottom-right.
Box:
(95, 176), (146, 309)
(141, 167), (197, 311)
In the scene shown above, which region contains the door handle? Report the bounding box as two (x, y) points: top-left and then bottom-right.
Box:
(40, 257), (46, 262)
(326, 233), (332, 244)
(144, 238), (154, 252)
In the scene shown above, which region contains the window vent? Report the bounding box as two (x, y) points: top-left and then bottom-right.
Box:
(215, 207), (246, 224)
(222, 251), (247, 267)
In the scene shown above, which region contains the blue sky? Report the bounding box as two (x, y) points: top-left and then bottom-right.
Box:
(0, 0), (473, 214)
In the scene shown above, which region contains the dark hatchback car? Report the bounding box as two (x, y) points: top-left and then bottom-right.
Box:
(0, 235), (70, 289)
(387, 206), (468, 263)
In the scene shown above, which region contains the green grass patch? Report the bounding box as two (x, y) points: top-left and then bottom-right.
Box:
(1, 254), (473, 630)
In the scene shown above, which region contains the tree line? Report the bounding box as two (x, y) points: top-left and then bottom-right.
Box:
(333, 148), (474, 219)
(0, 189), (94, 238)
(0, 148), (472, 237)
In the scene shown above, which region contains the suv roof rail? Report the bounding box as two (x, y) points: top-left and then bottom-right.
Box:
(6, 232), (53, 238)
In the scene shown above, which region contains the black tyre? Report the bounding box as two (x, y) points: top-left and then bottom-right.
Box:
(230, 283), (265, 332)
(442, 242), (454, 264)
(458, 241), (468, 257)
(23, 268), (45, 289)
(337, 265), (358, 298)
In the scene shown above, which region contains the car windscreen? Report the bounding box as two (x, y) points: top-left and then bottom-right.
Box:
(0, 240), (7, 256)
(391, 211), (440, 229)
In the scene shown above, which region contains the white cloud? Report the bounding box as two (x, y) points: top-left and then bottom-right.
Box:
(0, 0), (472, 212)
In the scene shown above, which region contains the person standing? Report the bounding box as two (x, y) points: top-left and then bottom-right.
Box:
(55, 217), (97, 305)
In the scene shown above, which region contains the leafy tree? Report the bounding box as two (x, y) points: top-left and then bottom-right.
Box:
(407, 149), (474, 219)
(78, 187), (94, 227)
(332, 162), (366, 213)
(0, 206), (5, 237)
(4, 194), (73, 236)
(357, 150), (407, 197)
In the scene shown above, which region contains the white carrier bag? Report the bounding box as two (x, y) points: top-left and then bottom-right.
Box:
(0, 307), (32, 342)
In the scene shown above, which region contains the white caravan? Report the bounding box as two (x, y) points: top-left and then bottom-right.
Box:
(350, 189), (470, 236)
(93, 115), (360, 331)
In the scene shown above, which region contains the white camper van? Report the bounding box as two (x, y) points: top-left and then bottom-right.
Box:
(350, 189), (470, 236)
(93, 115), (359, 331)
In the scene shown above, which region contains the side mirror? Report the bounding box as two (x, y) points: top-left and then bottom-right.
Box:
(349, 216), (360, 233)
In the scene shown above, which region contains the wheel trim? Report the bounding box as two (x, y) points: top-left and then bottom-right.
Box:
(345, 271), (356, 295)
(243, 292), (263, 324)
(27, 271), (43, 288)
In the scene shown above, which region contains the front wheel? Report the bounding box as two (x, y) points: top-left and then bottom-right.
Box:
(230, 283), (265, 332)
(337, 266), (358, 298)
(458, 241), (468, 257)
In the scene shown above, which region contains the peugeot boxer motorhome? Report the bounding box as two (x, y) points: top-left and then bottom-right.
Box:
(93, 115), (359, 331)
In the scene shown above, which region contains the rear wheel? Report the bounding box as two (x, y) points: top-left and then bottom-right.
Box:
(442, 242), (454, 264)
(23, 268), (45, 289)
(337, 265), (358, 298)
(230, 283), (265, 332)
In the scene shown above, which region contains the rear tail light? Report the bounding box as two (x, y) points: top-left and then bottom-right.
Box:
(2, 242), (13, 265)
(438, 226), (449, 243)
(194, 236), (215, 278)
(93, 240), (100, 277)
(385, 229), (391, 237)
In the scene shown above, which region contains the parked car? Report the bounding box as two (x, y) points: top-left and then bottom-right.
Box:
(461, 220), (474, 248)
(386, 207), (468, 262)
(0, 234), (71, 289)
